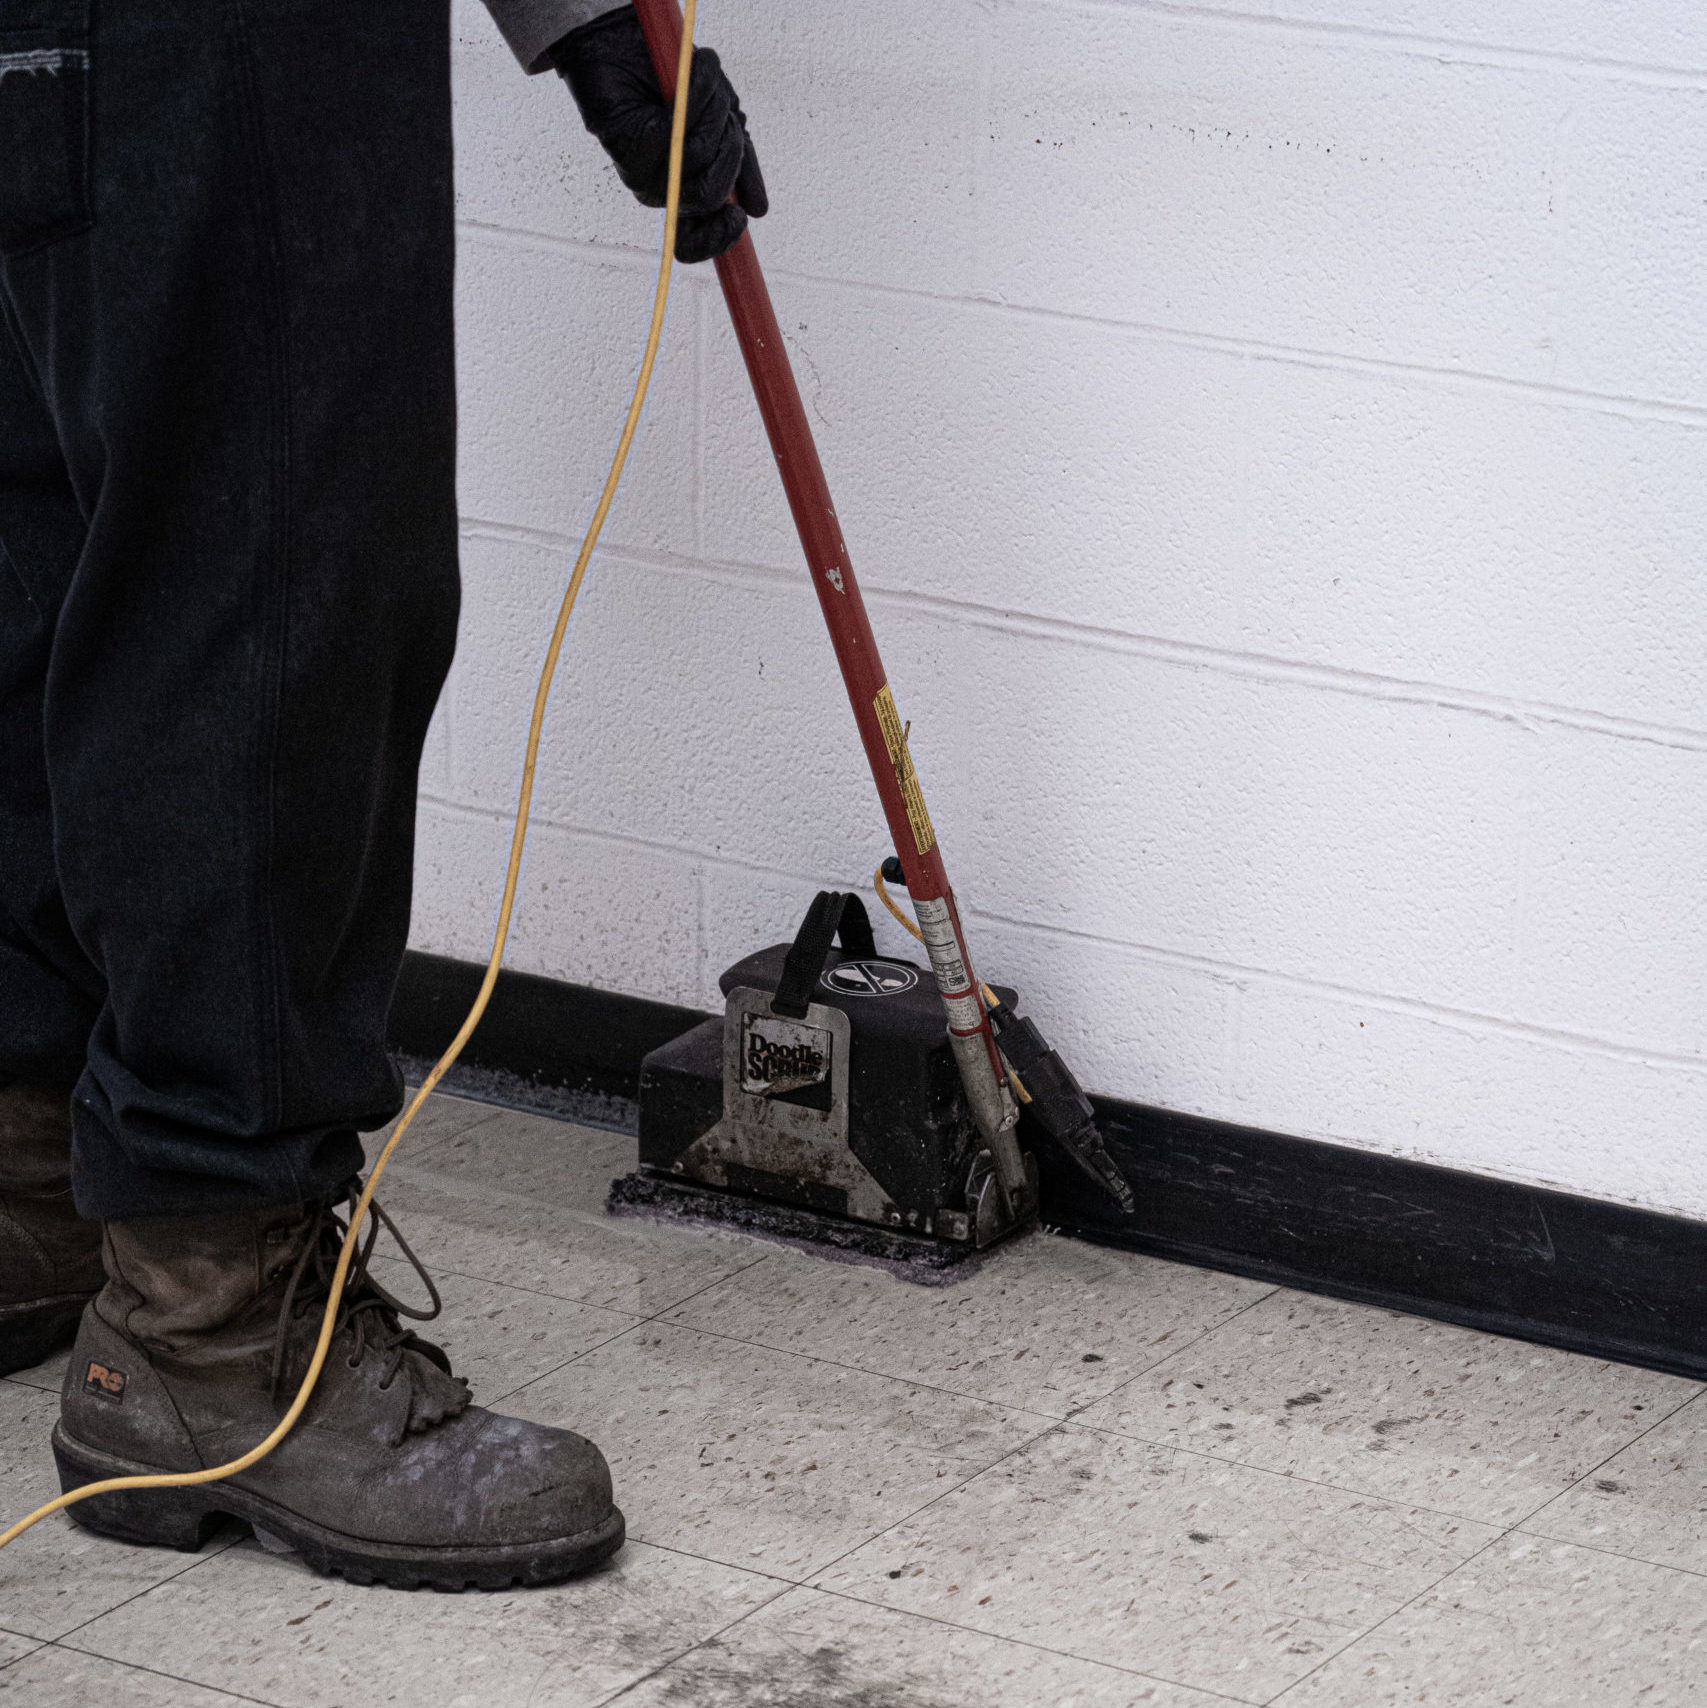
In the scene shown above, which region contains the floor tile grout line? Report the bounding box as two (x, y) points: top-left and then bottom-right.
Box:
(626, 1416), (1122, 1683)
(801, 1580), (1271, 1706)
(657, 1273), (1284, 1431)
(2, 1372), (60, 1395)
(485, 1255), (775, 1407)
(1056, 1409), (1622, 1534)
(485, 1319), (658, 1409)
(639, 1253), (774, 1320)
(620, 1535), (808, 1590)
(1506, 1523), (1707, 1584)
(1508, 1385), (1705, 1535)
(47, 1638), (282, 1706)
(1499, 1385), (1707, 1581)
(361, 1205), (771, 1409)
(0, 1633), (47, 1674)
(377, 1104), (511, 1173)
(479, 1287), (709, 1407)
(356, 1254), (648, 1360)
(1261, 1523), (1518, 1705)
(376, 1117), (784, 1405)
(26, 1533), (246, 1650)
(1271, 1516), (1524, 1701)
(736, 1408), (1285, 1708)
(1060, 1281), (1285, 1416)
(634, 1312), (1082, 1427)
(628, 1299), (1620, 1539)
(796, 1415), (1067, 1589)
(1052, 1302), (1707, 1532)
(365, 1256), (651, 1321)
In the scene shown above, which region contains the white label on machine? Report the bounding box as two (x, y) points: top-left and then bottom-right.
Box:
(741, 1013), (832, 1096)
(821, 960), (919, 997)
(912, 896), (970, 993)
(941, 991), (985, 1032)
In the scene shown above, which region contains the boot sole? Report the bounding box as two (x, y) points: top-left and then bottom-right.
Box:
(50, 1423), (626, 1590)
(0, 1293), (93, 1379)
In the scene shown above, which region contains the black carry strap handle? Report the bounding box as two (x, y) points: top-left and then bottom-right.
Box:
(771, 891), (878, 1017)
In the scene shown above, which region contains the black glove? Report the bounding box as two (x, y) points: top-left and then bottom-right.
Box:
(547, 8), (767, 264)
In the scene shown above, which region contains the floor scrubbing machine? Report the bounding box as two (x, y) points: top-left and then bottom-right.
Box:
(611, 0), (1134, 1270)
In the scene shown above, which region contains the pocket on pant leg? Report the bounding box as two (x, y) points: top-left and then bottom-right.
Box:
(0, 20), (92, 257)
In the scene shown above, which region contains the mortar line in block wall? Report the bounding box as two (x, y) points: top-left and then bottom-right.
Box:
(455, 220), (1707, 432)
(413, 792), (1707, 1079)
(837, 289), (1707, 433)
(455, 520), (1707, 756)
(1011, 0), (1707, 92)
(959, 902), (1707, 1074)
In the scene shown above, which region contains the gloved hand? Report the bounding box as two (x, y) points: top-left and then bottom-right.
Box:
(548, 8), (767, 264)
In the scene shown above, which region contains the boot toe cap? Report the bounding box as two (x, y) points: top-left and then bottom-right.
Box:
(234, 1403), (617, 1551)
(452, 1410), (616, 1546)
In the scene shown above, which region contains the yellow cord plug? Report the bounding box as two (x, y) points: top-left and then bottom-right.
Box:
(0, 0), (701, 1555)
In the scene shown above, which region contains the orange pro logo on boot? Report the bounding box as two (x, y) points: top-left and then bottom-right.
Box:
(83, 1361), (127, 1403)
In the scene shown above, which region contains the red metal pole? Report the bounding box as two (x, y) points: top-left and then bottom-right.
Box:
(631, 0), (1028, 1210)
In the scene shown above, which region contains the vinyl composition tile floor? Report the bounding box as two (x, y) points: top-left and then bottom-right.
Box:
(1, 1092), (1703, 1706)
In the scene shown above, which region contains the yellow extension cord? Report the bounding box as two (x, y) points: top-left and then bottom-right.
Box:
(0, 1), (700, 1555)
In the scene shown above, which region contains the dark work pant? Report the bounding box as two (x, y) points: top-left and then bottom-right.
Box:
(0, 0), (460, 1219)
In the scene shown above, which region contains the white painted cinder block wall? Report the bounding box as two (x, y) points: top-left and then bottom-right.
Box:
(418, 0), (1707, 1218)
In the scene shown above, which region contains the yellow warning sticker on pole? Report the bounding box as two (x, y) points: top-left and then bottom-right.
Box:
(874, 684), (936, 857)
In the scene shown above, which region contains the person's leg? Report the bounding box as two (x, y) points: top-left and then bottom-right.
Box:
(0, 1082), (104, 1373)
(0, 159), (107, 1376)
(0, 0), (461, 1220)
(0, 297), (101, 1092)
(4, 0), (621, 1584)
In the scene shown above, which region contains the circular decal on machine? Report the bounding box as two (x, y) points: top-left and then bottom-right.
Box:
(820, 960), (920, 997)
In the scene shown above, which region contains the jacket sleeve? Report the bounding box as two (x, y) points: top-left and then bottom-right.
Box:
(480, 0), (630, 74)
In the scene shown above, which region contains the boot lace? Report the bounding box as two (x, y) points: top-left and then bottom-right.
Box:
(267, 1191), (452, 1405)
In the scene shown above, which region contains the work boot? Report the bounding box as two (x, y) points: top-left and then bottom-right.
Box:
(52, 1193), (624, 1588)
(0, 1082), (104, 1377)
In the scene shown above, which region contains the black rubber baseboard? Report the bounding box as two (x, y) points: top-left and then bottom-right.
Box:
(389, 951), (706, 1131)
(390, 950), (1707, 1382)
